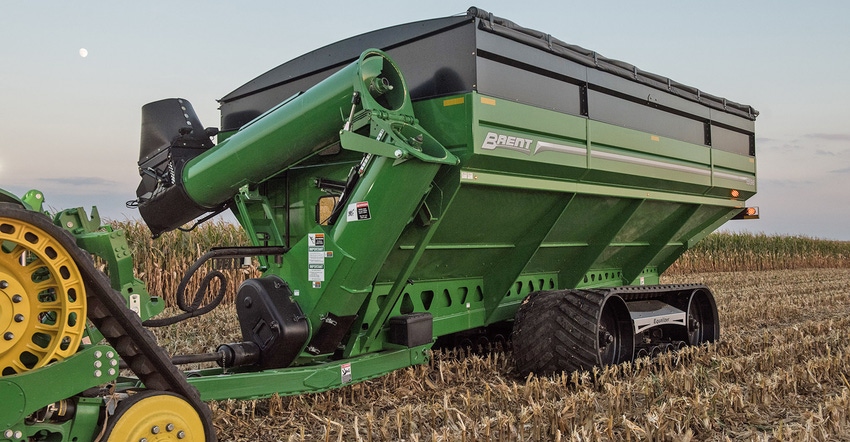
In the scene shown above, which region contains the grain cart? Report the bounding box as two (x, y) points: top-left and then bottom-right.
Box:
(0, 7), (757, 441)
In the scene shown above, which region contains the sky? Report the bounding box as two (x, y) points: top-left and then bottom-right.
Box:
(1, 1), (849, 240)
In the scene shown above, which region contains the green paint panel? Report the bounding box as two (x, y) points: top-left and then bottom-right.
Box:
(189, 344), (430, 400)
(0, 345), (116, 429)
(253, 90), (756, 364)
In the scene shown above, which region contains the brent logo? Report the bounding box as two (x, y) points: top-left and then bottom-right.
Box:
(481, 132), (534, 154)
(480, 131), (584, 157)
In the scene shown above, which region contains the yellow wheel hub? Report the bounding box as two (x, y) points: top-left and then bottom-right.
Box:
(0, 212), (87, 375)
(104, 391), (206, 441)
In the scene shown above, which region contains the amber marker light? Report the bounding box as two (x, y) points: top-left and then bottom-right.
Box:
(730, 189), (740, 198)
(732, 206), (759, 220)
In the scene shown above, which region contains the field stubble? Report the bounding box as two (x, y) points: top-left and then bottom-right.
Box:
(129, 223), (850, 440)
(152, 268), (850, 441)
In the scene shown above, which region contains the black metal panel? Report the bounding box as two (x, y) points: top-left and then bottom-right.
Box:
(468, 7), (757, 122)
(476, 57), (583, 115)
(587, 90), (707, 146)
(219, 15), (475, 131)
(305, 313), (358, 355)
(586, 68), (712, 122)
(473, 29), (588, 116)
(136, 178), (210, 237)
(140, 98), (213, 163)
(218, 6), (758, 153)
(221, 71), (337, 131)
(709, 107), (756, 133)
(476, 29), (588, 83)
(389, 24), (477, 101)
(710, 125), (753, 156)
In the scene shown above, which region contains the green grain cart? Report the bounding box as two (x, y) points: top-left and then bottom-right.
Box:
(0, 7), (757, 441)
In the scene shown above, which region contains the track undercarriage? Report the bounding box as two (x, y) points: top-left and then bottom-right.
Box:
(512, 285), (719, 375)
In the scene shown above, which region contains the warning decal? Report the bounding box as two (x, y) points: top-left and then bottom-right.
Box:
(346, 201), (371, 222)
(308, 233), (325, 247)
(341, 363), (352, 384)
(307, 233), (325, 286)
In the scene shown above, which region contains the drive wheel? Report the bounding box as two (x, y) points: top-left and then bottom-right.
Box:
(103, 391), (206, 441)
(0, 204), (87, 375)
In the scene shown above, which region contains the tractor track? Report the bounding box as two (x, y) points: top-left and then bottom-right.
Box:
(2, 204), (217, 441)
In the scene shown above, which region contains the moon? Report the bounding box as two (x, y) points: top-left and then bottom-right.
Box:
(79, 48), (88, 58)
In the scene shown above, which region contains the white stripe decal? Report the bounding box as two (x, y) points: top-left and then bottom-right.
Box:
(591, 150), (711, 176)
(713, 171), (753, 183)
(481, 132), (754, 186)
(534, 141), (586, 156)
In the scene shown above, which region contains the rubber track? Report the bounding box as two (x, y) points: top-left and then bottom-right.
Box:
(512, 284), (710, 376)
(606, 283), (711, 304)
(513, 289), (609, 375)
(1, 205), (217, 441)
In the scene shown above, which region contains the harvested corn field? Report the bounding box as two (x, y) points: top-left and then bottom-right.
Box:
(152, 268), (850, 441)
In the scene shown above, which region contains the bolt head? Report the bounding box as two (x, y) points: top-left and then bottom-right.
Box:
(12, 294), (22, 303)
(177, 430), (186, 439)
(151, 425), (160, 434)
(4, 332), (14, 341)
(14, 314), (24, 323)
(166, 423), (175, 432)
(0, 280), (8, 289)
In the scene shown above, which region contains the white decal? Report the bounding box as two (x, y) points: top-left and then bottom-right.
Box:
(341, 363), (352, 384)
(481, 131), (533, 153)
(481, 131), (585, 157)
(308, 233), (325, 247)
(346, 201), (372, 222)
(308, 233), (325, 284)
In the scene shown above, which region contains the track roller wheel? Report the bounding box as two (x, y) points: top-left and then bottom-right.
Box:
(102, 391), (207, 441)
(513, 289), (634, 376)
(0, 204), (87, 375)
(685, 287), (719, 345)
